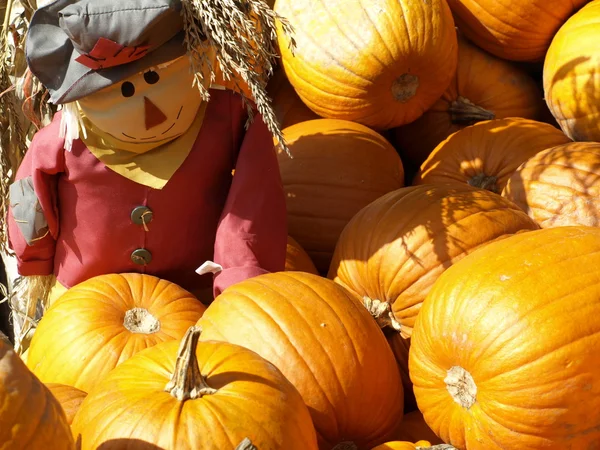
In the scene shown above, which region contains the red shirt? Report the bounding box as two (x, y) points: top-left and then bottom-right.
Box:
(7, 90), (287, 298)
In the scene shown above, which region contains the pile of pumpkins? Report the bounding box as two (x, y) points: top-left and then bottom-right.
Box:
(4, 0), (600, 448)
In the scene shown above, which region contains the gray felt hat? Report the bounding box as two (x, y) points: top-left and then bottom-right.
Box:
(26, 0), (189, 104)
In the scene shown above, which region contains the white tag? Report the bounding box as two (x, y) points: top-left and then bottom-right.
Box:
(196, 260), (223, 275)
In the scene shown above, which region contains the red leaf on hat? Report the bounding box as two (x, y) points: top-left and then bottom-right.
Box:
(75, 37), (151, 70)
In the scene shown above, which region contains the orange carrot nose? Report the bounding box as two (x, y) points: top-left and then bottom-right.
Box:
(144, 97), (167, 130)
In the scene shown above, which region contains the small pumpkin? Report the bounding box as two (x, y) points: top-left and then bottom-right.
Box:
(371, 441), (432, 450)
(45, 383), (87, 425)
(394, 34), (544, 168)
(329, 184), (539, 340)
(198, 271), (404, 449)
(279, 119), (404, 273)
(414, 118), (572, 193)
(543, 1), (600, 142)
(27, 273), (206, 393)
(267, 68), (320, 130)
(410, 226), (600, 449)
(446, 0), (588, 61)
(275, 0), (458, 130)
(503, 142), (600, 227)
(286, 235), (319, 274)
(0, 338), (74, 449)
(72, 326), (318, 449)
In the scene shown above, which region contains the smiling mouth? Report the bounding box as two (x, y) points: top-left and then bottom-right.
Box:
(121, 105), (183, 141)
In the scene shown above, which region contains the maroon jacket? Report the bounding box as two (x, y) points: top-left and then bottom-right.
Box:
(7, 90), (287, 298)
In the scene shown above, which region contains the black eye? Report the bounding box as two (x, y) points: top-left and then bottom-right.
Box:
(144, 70), (160, 84)
(121, 81), (135, 97)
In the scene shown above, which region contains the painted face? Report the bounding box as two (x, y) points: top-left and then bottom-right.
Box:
(78, 56), (204, 143)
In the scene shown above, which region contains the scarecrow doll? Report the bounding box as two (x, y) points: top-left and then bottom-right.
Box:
(6, 0), (292, 347)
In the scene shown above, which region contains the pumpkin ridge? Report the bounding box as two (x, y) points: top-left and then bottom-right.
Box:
(356, 0), (396, 64)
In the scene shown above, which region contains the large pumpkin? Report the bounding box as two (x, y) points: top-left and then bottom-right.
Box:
(446, 0), (588, 61)
(286, 235), (319, 274)
(410, 226), (600, 448)
(27, 273), (206, 393)
(279, 119), (404, 273)
(267, 68), (320, 130)
(45, 383), (87, 425)
(198, 271), (404, 449)
(543, 1), (600, 142)
(414, 118), (572, 193)
(394, 34), (544, 168)
(72, 326), (318, 449)
(274, 0), (458, 130)
(393, 411), (444, 445)
(503, 142), (600, 227)
(0, 339), (74, 449)
(329, 184), (539, 340)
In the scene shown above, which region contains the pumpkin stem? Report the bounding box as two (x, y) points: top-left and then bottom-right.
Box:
(236, 438), (257, 450)
(467, 173), (499, 193)
(332, 442), (358, 450)
(362, 297), (402, 333)
(123, 307), (161, 334)
(448, 96), (495, 125)
(164, 325), (217, 401)
(445, 366), (477, 409)
(392, 73), (419, 103)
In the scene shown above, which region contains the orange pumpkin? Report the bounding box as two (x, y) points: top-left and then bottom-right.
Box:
(0, 338), (74, 449)
(275, 0), (458, 130)
(45, 383), (87, 426)
(267, 68), (320, 129)
(503, 142), (600, 227)
(388, 334), (417, 413)
(198, 271), (404, 449)
(279, 119), (404, 273)
(27, 273), (206, 393)
(446, 0), (588, 61)
(72, 326), (318, 449)
(543, 1), (600, 142)
(286, 235), (319, 274)
(410, 226), (600, 448)
(371, 441), (433, 450)
(414, 118), (572, 193)
(328, 184), (539, 340)
(394, 34), (544, 168)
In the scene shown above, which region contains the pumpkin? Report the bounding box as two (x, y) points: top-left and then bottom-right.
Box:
(503, 142), (600, 227)
(328, 184), (539, 341)
(409, 226), (600, 449)
(388, 334), (416, 413)
(371, 441), (432, 450)
(45, 383), (87, 425)
(198, 271), (404, 449)
(446, 0), (588, 61)
(72, 326), (318, 449)
(414, 118), (572, 193)
(543, 1), (600, 142)
(27, 273), (206, 393)
(286, 235), (319, 274)
(274, 0), (458, 130)
(394, 34), (544, 168)
(0, 338), (74, 449)
(267, 68), (320, 130)
(393, 411), (444, 445)
(279, 119), (404, 273)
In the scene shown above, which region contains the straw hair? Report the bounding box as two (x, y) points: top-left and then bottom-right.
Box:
(180, 0), (295, 155)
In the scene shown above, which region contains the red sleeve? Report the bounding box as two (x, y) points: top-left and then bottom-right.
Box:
(7, 113), (65, 276)
(212, 112), (287, 297)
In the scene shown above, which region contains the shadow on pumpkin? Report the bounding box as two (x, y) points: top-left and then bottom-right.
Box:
(75, 435), (164, 450)
(279, 126), (404, 276)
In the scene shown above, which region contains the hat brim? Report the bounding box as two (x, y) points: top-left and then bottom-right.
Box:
(26, 0), (187, 104)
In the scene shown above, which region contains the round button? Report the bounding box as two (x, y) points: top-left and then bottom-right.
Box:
(131, 248), (152, 265)
(131, 206), (153, 226)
